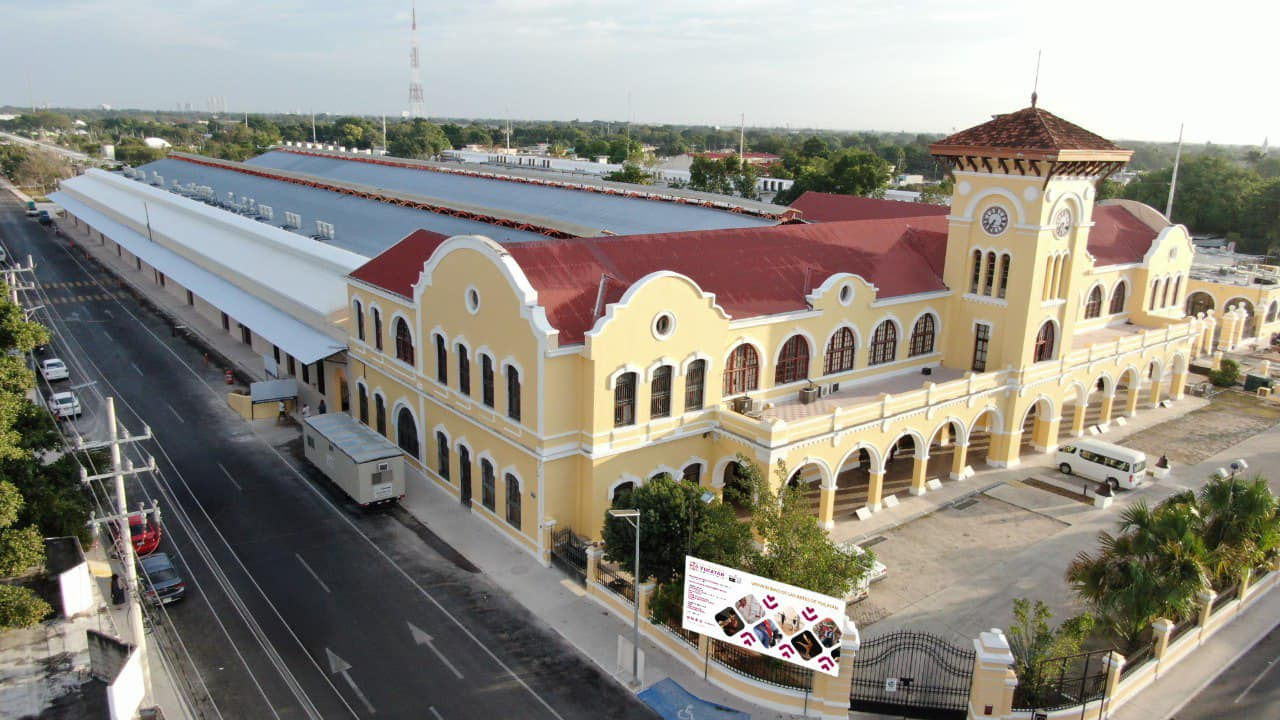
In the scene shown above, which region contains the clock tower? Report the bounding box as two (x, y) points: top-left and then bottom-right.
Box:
(929, 106), (1132, 372)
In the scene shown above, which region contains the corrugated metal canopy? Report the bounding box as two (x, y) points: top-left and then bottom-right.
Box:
(50, 191), (347, 364)
(250, 378), (298, 403)
(305, 413), (403, 464)
(247, 150), (777, 235)
(135, 157), (550, 254)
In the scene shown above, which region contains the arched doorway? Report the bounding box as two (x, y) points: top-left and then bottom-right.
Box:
(967, 408), (1001, 467)
(1232, 299), (1258, 338)
(336, 372), (350, 413)
(1019, 397), (1057, 455)
(1117, 368), (1141, 418)
(926, 419), (967, 484)
(1185, 291), (1214, 317)
(882, 433), (920, 499)
(834, 447), (881, 517)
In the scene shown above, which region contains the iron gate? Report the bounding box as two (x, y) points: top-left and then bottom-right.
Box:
(550, 527), (588, 582)
(849, 631), (975, 719)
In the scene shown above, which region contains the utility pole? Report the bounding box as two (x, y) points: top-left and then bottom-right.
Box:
(3, 255), (37, 304)
(79, 398), (156, 704)
(311, 111), (317, 143)
(739, 113), (745, 157)
(1166, 123), (1184, 221)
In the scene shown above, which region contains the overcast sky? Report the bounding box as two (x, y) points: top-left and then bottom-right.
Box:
(1, 0), (1273, 145)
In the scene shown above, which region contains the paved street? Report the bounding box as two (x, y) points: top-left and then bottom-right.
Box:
(0, 192), (657, 719)
(1172, 623), (1280, 719)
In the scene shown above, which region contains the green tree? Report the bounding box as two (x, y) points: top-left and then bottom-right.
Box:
(1209, 358), (1240, 387)
(737, 458), (875, 598)
(605, 162), (652, 185)
(1066, 500), (1208, 650)
(1122, 155), (1258, 236)
(1007, 599), (1095, 708)
(776, 149), (890, 204)
(1242, 177), (1280, 251)
(1193, 475), (1280, 588)
(386, 119), (450, 159)
(601, 475), (752, 586)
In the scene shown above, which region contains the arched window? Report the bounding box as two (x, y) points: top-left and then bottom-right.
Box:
(375, 394), (386, 435)
(682, 463), (702, 484)
(458, 445), (470, 491)
(970, 249), (983, 294)
(824, 327), (856, 374)
(394, 318), (414, 365)
(457, 344), (470, 396)
(481, 459), (496, 511)
(506, 365), (521, 421)
(436, 431), (450, 479)
(1150, 280), (1159, 310)
(774, 335), (810, 385)
(650, 366), (672, 418)
(1084, 286), (1103, 319)
(1171, 276), (1182, 307)
(1268, 301), (1279, 323)
(434, 335), (447, 383)
(869, 321), (897, 365)
(1185, 292), (1214, 317)
(614, 372), (637, 427)
(723, 344), (759, 396)
(611, 480), (634, 505)
(481, 354), (495, 408)
(505, 474), (521, 529)
(1160, 277), (1172, 308)
(684, 359), (706, 411)
(1033, 321), (1056, 362)
(998, 253), (1011, 299)
(357, 385), (368, 424)
(984, 252), (997, 295)
(372, 308), (383, 351)
(396, 407), (419, 458)
(353, 300), (364, 342)
(908, 315), (936, 357)
(1109, 283), (1127, 314)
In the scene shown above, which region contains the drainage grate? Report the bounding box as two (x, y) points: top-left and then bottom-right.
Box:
(951, 498), (979, 511)
(860, 535), (888, 549)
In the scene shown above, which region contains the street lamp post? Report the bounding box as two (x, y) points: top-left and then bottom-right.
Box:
(608, 508), (642, 687)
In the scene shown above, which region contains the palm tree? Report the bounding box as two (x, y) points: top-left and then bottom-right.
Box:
(1196, 475), (1280, 589)
(1066, 500), (1209, 651)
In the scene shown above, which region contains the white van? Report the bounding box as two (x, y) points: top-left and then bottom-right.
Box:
(1056, 440), (1147, 490)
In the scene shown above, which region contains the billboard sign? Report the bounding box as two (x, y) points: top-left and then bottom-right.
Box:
(682, 556), (848, 676)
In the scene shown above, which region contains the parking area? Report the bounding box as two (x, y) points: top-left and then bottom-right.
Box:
(848, 390), (1280, 639)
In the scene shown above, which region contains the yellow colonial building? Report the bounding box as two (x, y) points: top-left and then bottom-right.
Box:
(338, 106), (1204, 561)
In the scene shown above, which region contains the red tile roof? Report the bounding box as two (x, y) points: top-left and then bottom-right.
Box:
(932, 106), (1121, 154)
(791, 191), (950, 223)
(349, 229), (448, 297)
(1087, 205), (1159, 266)
(352, 220), (948, 345)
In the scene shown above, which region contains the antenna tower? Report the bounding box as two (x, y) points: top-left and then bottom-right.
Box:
(408, 1), (425, 119)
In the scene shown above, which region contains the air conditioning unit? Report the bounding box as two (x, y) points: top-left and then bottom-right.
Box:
(799, 386), (819, 405)
(377, 462), (390, 472)
(732, 396), (753, 414)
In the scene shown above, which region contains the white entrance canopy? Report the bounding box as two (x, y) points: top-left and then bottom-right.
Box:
(50, 192), (347, 364)
(250, 378), (299, 404)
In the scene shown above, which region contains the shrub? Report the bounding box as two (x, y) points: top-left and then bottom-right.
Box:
(1210, 358), (1240, 387)
(0, 583), (52, 630)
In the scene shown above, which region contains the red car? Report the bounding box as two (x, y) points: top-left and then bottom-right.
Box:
(109, 512), (162, 557)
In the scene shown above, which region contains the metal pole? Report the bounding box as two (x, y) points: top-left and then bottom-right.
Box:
(109, 397), (152, 702)
(631, 516), (641, 686)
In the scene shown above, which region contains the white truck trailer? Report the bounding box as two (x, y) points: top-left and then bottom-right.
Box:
(303, 413), (405, 507)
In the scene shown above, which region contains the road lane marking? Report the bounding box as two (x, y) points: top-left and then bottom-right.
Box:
(101, 329), (112, 341)
(325, 649), (375, 715)
(429, 708), (444, 720)
(164, 401), (186, 423)
(131, 362), (145, 376)
(1234, 651), (1280, 704)
(296, 554), (331, 594)
(217, 462), (243, 492)
(408, 622), (464, 679)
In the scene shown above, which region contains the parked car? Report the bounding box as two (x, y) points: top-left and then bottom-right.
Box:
(0, 246), (7, 263)
(48, 391), (82, 418)
(108, 512), (163, 557)
(40, 358), (69, 382)
(138, 553), (185, 605)
(37, 210), (53, 225)
(1056, 440), (1148, 491)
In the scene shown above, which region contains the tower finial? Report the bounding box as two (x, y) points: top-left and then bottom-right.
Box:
(1031, 50), (1041, 108)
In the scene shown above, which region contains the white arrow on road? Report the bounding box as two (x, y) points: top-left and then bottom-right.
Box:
(325, 647), (376, 715)
(408, 621), (465, 679)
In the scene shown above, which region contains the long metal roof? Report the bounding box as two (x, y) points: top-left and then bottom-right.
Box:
(134, 157), (550, 255)
(305, 413), (403, 464)
(246, 150), (779, 235)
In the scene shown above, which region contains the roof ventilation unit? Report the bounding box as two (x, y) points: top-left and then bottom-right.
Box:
(313, 220), (335, 242)
(283, 212), (302, 231)
(256, 204), (274, 222)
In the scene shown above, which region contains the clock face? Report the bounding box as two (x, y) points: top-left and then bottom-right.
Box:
(1053, 208), (1073, 239)
(980, 206), (1009, 236)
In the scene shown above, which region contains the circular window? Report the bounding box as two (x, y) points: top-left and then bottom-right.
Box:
(465, 286), (480, 314)
(652, 312), (676, 340)
(839, 284), (853, 305)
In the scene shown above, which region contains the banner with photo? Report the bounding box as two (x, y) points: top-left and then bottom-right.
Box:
(682, 556), (847, 676)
